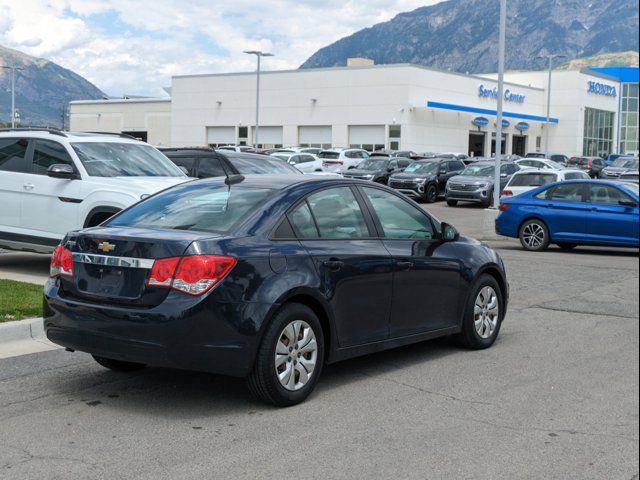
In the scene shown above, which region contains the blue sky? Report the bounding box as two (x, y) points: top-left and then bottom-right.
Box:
(0, 0), (438, 96)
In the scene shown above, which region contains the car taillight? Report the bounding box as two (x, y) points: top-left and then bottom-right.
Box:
(147, 255), (236, 296)
(50, 245), (74, 279)
(501, 190), (513, 197)
(498, 203), (510, 212)
(322, 160), (343, 165)
(585, 160), (591, 168)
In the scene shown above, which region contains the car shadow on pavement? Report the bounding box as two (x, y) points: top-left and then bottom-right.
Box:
(45, 336), (466, 417)
(496, 244), (639, 257)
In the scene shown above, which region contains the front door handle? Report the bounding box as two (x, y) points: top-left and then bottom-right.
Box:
(323, 260), (344, 271)
(397, 261), (414, 270)
(23, 183), (35, 191)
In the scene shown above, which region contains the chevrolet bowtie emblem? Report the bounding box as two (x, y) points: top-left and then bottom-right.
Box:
(97, 242), (116, 253)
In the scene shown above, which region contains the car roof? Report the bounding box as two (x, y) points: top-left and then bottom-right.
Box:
(188, 174), (362, 190)
(0, 128), (147, 144)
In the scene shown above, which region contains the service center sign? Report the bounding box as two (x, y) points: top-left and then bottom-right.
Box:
(587, 81), (617, 98)
(478, 84), (526, 103)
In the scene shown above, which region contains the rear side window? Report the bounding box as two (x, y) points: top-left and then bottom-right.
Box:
(0, 138), (28, 172)
(32, 140), (75, 175)
(107, 184), (275, 234)
(197, 158), (227, 178)
(303, 187), (370, 239)
(510, 173), (557, 187)
(170, 156), (197, 175)
(547, 183), (584, 202)
(288, 202), (319, 238)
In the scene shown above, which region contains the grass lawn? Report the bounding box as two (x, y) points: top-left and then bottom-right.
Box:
(0, 279), (43, 323)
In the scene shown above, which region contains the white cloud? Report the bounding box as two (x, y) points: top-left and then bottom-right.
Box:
(0, 0), (439, 96)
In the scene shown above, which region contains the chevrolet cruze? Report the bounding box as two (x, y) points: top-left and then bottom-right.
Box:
(44, 175), (509, 406)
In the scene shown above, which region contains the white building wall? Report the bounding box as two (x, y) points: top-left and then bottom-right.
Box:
(69, 64), (623, 158)
(500, 70), (619, 156)
(69, 99), (172, 146)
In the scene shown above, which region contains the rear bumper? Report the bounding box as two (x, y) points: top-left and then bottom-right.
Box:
(43, 280), (273, 377)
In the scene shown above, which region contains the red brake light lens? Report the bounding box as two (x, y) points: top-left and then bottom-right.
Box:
(147, 255), (236, 296)
(50, 245), (74, 279)
(147, 257), (181, 288)
(498, 203), (510, 212)
(500, 190), (513, 197)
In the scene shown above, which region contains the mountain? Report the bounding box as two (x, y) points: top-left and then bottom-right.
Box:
(300, 0), (639, 73)
(557, 51), (639, 70)
(0, 45), (105, 127)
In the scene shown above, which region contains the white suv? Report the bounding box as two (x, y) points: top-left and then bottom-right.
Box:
(317, 148), (370, 173)
(0, 129), (189, 253)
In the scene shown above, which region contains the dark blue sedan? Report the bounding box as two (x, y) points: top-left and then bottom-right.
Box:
(44, 175), (508, 406)
(496, 180), (639, 251)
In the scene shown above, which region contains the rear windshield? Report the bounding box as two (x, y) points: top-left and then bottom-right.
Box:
(510, 172), (557, 187)
(72, 142), (185, 177)
(227, 156), (301, 174)
(318, 151), (340, 159)
(107, 184), (275, 234)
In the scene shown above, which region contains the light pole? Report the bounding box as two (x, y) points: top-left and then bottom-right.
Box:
(534, 54), (566, 158)
(243, 50), (274, 148)
(492, 0), (506, 209)
(0, 64), (25, 128)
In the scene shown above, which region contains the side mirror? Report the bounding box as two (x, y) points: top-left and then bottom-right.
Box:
(619, 199), (638, 208)
(47, 164), (75, 179)
(441, 222), (460, 242)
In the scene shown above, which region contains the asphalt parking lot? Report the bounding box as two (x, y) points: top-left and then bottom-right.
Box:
(0, 202), (638, 479)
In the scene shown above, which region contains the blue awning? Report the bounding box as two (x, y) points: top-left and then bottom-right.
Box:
(426, 101), (559, 124)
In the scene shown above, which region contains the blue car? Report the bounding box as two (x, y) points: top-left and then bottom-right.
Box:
(496, 180), (639, 251)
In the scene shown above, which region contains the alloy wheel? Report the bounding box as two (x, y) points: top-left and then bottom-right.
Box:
(522, 222), (546, 249)
(474, 286), (499, 339)
(275, 320), (318, 391)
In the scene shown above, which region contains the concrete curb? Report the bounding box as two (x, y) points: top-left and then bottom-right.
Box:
(0, 317), (60, 359)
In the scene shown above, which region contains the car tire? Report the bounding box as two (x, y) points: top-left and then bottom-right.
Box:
(557, 243), (577, 250)
(425, 185), (437, 203)
(247, 303), (324, 407)
(92, 355), (146, 372)
(483, 191), (494, 208)
(446, 199), (458, 207)
(455, 274), (503, 349)
(519, 219), (550, 252)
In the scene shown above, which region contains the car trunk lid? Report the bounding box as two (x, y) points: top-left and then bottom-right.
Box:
(61, 227), (214, 307)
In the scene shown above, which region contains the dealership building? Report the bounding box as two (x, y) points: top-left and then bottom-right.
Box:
(69, 62), (639, 158)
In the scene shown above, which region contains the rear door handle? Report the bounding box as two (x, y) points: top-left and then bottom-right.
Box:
(323, 260), (344, 270)
(397, 261), (414, 270)
(23, 183), (35, 191)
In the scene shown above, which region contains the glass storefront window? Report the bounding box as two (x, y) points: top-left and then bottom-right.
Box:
(583, 108), (614, 157)
(620, 82), (639, 154)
